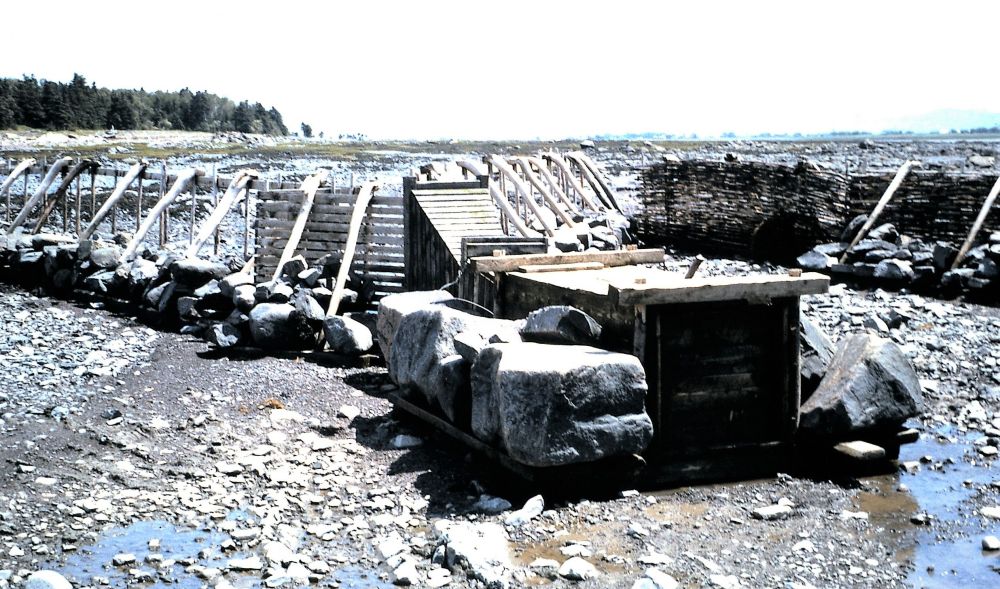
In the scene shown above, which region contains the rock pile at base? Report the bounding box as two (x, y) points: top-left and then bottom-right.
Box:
(796, 218), (999, 299)
(0, 232), (374, 355)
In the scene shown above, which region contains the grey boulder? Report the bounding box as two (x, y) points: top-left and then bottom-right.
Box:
(171, 258), (229, 287)
(519, 305), (602, 346)
(323, 315), (374, 355)
(376, 290), (454, 362)
(796, 250), (836, 271)
(89, 245), (122, 270)
(248, 303), (316, 350)
(389, 305), (520, 423)
(471, 343), (653, 467)
(800, 334), (923, 436)
(800, 314), (834, 400)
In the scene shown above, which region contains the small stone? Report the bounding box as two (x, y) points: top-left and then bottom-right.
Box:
(751, 504), (792, 521)
(559, 557), (598, 581)
(983, 536), (1000, 551)
(392, 559), (419, 585)
(980, 506), (1000, 519)
(228, 556), (264, 571)
(24, 570), (73, 589)
(112, 553), (136, 566)
(216, 462), (243, 475)
(504, 494), (544, 527)
(338, 404), (361, 420)
(390, 434), (423, 449)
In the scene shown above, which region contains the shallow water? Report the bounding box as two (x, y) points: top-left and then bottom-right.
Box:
(859, 427), (1000, 588)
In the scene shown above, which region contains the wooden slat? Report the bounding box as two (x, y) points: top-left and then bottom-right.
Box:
(471, 248), (665, 274)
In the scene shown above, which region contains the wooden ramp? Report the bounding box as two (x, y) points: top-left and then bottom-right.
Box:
(403, 177), (507, 292)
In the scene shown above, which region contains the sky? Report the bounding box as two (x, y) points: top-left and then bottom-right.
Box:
(3, 0), (999, 139)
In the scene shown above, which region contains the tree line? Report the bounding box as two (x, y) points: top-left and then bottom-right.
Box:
(0, 74), (288, 135)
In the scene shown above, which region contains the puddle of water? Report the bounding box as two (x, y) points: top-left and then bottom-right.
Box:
(331, 566), (395, 588)
(54, 519), (251, 588)
(858, 427), (1000, 588)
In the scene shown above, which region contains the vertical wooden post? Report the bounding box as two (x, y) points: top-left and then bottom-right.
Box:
(159, 161), (168, 246)
(74, 174), (81, 235)
(135, 169), (144, 233)
(62, 166), (69, 233)
(212, 165), (220, 255)
(189, 175), (197, 244)
(243, 176), (251, 259)
(90, 168), (96, 220)
(21, 169), (29, 214)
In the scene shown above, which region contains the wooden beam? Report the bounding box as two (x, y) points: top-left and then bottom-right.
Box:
(510, 157), (578, 227)
(271, 169), (330, 282)
(519, 261), (605, 273)
(122, 168), (201, 260)
(185, 169), (257, 257)
(840, 160), (917, 262)
(542, 153), (603, 211)
(6, 157), (73, 234)
(79, 162), (146, 240)
(470, 248), (665, 274)
(610, 272), (830, 306)
(524, 156), (581, 216)
(455, 161), (531, 237)
(327, 182), (378, 316)
(32, 160), (93, 233)
(951, 174), (1000, 270)
(486, 155), (556, 237)
(566, 151), (621, 211)
(1, 158), (36, 222)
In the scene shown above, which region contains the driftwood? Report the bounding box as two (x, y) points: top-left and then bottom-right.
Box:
(486, 155), (555, 237)
(122, 168), (202, 260)
(840, 160), (917, 262)
(184, 170), (257, 257)
(456, 160), (531, 236)
(327, 182), (378, 316)
(271, 170), (329, 282)
(542, 153), (603, 211)
(567, 151), (621, 211)
(7, 157), (73, 234)
(79, 162), (147, 240)
(32, 160), (93, 233)
(1, 158), (36, 221)
(952, 174), (1000, 270)
(509, 157), (578, 227)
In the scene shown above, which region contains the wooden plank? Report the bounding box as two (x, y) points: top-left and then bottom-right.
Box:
(471, 248), (665, 274)
(327, 182), (377, 316)
(271, 170), (329, 281)
(611, 272), (830, 306)
(952, 174), (1000, 269)
(833, 441), (886, 461)
(840, 160), (916, 262)
(519, 261), (605, 273)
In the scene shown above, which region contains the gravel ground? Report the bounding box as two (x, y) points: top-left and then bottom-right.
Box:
(1, 260), (999, 588)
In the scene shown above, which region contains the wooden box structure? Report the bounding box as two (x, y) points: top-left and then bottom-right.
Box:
(465, 251), (830, 478)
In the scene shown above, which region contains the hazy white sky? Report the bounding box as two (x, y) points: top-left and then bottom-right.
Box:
(3, 0), (998, 139)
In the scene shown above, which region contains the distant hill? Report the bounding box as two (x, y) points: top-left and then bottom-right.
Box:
(883, 109), (1000, 134)
(0, 73), (288, 135)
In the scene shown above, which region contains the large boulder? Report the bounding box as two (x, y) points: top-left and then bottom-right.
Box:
(219, 272), (254, 298)
(323, 315), (373, 355)
(170, 258), (229, 287)
(800, 314), (834, 400)
(471, 343), (654, 467)
(796, 250), (836, 272)
(89, 245), (122, 270)
(873, 259), (915, 282)
(389, 305), (520, 423)
(519, 305), (602, 346)
(800, 334), (922, 436)
(248, 303), (316, 350)
(839, 214), (867, 244)
(376, 290), (454, 361)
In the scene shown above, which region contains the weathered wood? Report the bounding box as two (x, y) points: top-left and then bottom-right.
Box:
(79, 162), (147, 240)
(6, 157), (73, 234)
(32, 160), (93, 233)
(123, 168), (200, 260)
(611, 272), (830, 306)
(840, 160), (917, 262)
(510, 157), (577, 226)
(519, 261), (605, 273)
(327, 182), (378, 316)
(185, 169), (257, 257)
(471, 248), (664, 274)
(542, 153), (603, 211)
(524, 156), (582, 216)
(272, 170), (330, 282)
(567, 151), (621, 211)
(456, 160), (530, 236)
(486, 155), (555, 237)
(951, 174), (1000, 269)
(1, 158), (35, 222)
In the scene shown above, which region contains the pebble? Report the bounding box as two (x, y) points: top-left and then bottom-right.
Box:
(558, 556), (598, 581)
(983, 536), (1000, 551)
(390, 434), (423, 449)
